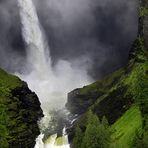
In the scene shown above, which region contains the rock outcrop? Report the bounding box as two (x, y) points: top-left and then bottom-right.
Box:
(0, 68), (43, 148)
(66, 68), (133, 124)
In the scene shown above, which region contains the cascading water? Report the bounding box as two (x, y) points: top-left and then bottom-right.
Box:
(17, 0), (52, 74)
(17, 0), (91, 147)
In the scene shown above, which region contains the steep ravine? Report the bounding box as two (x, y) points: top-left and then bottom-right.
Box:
(66, 0), (148, 147)
(0, 68), (43, 148)
(0, 0), (148, 148)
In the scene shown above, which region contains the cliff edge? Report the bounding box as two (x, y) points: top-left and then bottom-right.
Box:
(0, 68), (43, 148)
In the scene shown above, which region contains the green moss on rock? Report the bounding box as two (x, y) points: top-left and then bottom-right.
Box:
(0, 68), (22, 90)
(140, 7), (148, 17)
(0, 69), (43, 148)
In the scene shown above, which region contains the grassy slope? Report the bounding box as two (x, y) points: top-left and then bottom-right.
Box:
(0, 68), (22, 99)
(0, 68), (21, 90)
(105, 38), (147, 146)
(111, 105), (142, 148)
(71, 2), (148, 147)
(0, 68), (22, 147)
(80, 68), (124, 95)
(72, 37), (148, 147)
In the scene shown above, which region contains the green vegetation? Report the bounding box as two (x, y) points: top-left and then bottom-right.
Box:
(0, 68), (21, 91)
(0, 106), (9, 148)
(0, 69), (22, 147)
(73, 110), (111, 148)
(72, 126), (84, 148)
(72, 35), (148, 148)
(0, 68), (41, 147)
(140, 7), (148, 17)
(111, 105), (142, 148)
(80, 68), (124, 95)
(123, 37), (148, 148)
(133, 129), (148, 148)
(1, 1), (148, 147)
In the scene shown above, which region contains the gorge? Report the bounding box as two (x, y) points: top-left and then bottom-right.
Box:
(17, 0), (91, 147)
(0, 0), (148, 148)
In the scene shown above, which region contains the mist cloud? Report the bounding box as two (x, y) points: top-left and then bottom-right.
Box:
(0, 0), (26, 72)
(34, 0), (138, 78)
(0, 0), (138, 79)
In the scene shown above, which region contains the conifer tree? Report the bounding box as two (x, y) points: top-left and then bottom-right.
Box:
(72, 126), (84, 148)
(81, 110), (111, 148)
(102, 116), (109, 128)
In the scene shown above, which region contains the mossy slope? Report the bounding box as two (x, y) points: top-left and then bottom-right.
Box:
(68, 37), (148, 147)
(0, 68), (43, 148)
(67, 1), (148, 147)
(111, 105), (142, 148)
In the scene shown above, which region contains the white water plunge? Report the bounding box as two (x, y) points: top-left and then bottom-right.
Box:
(17, 0), (92, 147)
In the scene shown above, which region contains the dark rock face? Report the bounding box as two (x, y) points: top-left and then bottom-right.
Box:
(7, 82), (43, 148)
(92, 86), (133, 124)
(0, 68), (43, 147)
(11, 82), (43, 114)
(66, 80), (133, 125)
(66, 68), (126, 118)
(66, 89), (103, 115)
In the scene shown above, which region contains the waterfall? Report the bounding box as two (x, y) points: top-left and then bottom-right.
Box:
(17, 0), (91, 147)
(17, 0), (91, 111)
(17, 0), (91, 110)
(17, 0), (51, 75)
(17, 0), (56, 111)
